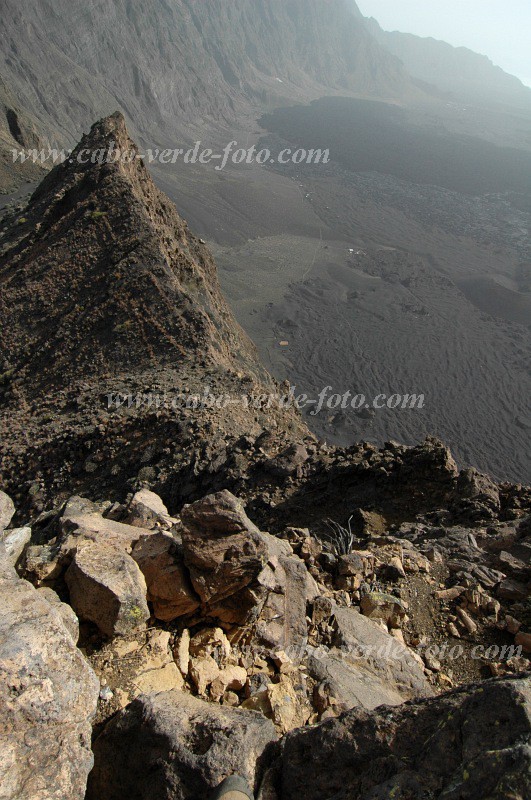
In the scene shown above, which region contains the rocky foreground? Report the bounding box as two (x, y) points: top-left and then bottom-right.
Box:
(0, 114), (530, 798)
(1, 480), (531, 799)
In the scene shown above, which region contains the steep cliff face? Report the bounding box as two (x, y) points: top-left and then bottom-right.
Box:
(364, 17), (531, 108)
(0, 0), (413, 149)
(0, 75), (46, 191)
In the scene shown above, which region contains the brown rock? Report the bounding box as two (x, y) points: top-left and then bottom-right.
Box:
(181, 491), (268, 605)
(173, 629), (190, 676)
(132, 532), (199, 621)
(360, 592), (407, 628)
(456, 606), (478, 634)
(189, 627), (231, 662)
(210, 666), (248, 701)
(131, 631), (184, 696)
(267, 675), (311, 734)
(189, 655), (221, 695)
(435, 586), (465, 601)
(515, 631), (531, 653)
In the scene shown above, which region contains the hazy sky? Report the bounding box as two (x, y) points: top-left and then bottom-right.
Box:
(356, 0), (531, 88)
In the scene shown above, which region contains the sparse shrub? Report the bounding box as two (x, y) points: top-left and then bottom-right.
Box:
(318, 515), (354, 556)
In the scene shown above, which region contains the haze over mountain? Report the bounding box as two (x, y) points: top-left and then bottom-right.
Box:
(1, 0), (530, 483)
(364, 15), (531, 109)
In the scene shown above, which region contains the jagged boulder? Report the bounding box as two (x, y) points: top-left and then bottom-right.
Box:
(180, 490), (317, 646)
(0, 564), (99, 800)
(88, 690), (277, 800)
(25, 496), (157, 587)
(132, 532), (199, 621)
(181, 490), (269, 605)
(279, 676), (531, 800)
(307, 605), (432, 711)
(124, 489), (174, 529)
(65, 542), (150, 637)
(450, 467), (501, 521)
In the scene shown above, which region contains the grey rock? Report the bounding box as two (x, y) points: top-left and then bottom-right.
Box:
(306, 605), (432, 712)
(0, 526), (31, 566)
(279, 676), (531, 800)
(0, 490), (15, 531)
(88, 690), (278, 800)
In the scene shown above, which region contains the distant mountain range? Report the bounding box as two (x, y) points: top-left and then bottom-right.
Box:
(1, 0), (530, 192)
(364, 16), (531, 108)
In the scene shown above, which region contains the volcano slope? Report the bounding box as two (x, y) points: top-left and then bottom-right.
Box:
(0, 114), (531, 800)
(0, 112), (528, 527)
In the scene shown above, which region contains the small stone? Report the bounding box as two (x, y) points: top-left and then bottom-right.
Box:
(437, 673), (453, 687)
(456, 607), (478, 634)
(272, 650), (294, 673)
(360, 592), (407, 628)
(210, 666), (248, 701)
(447, 622), (461, 638)
(125, 489), (174, 529)
(506, 616), (522, 635)
(134, 662), (184, 695)
(189, 627), (231, 662)
(189, 656), (220, 695)
(223, 690), (240, 707)
(100, 686), (114, 702)
(435, 586), (465, 602)
(174, 629), (191, 676)
(423, 652), (441, 672)
(386, 556), (406, 580)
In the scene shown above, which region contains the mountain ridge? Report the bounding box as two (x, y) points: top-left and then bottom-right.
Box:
(364, 16), (531, 108)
